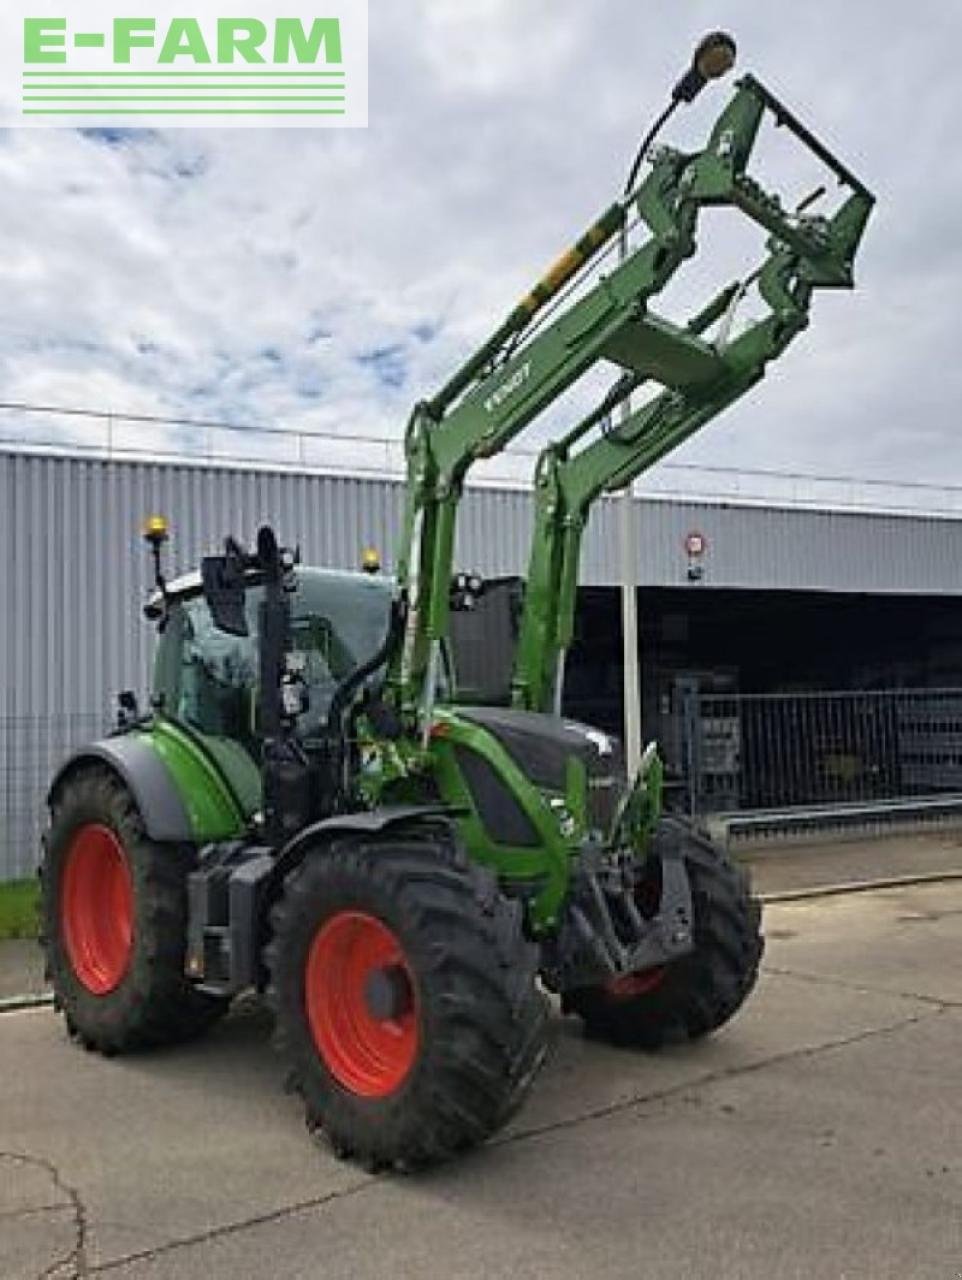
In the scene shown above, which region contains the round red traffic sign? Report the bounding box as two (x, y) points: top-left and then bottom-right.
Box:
(684, 530), (707, 558)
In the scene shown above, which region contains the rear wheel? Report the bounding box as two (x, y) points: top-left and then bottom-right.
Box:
(564, 816), (763, 1048)
(41, 765), (228, 1053)
(267, 827), (549, 1170)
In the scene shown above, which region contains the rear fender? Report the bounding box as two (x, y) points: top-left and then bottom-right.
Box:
(48, 724), (247, 844)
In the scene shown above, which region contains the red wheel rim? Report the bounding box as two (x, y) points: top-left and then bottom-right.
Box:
(605, 967), (667, 999)
(60, 824), (134, 996)
(305, 911), (419, 1099)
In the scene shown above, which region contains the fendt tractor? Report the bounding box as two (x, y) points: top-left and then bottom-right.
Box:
(40, 36), (873, 1169)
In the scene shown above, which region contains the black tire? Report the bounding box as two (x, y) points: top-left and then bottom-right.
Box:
(267, 826), (549, 1171)
(40, 764), (228, 1053)
(564, 815), (763, 1048)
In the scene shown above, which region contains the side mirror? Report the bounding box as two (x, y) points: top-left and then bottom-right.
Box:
(116, 690), (140, 731)
(201, 543), (250, 636)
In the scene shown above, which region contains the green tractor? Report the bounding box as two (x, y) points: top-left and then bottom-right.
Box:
(40, 38), (873, 1169)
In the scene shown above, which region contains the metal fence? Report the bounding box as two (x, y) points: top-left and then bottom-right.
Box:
(1, 714), (107, 882)
(680, 687), (962, 815)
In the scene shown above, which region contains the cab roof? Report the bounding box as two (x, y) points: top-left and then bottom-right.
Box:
(146, 564), (395, 618)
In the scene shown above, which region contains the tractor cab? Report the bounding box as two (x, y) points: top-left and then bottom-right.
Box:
(149, 565), (395, 744)
(145, 561), (396, 825)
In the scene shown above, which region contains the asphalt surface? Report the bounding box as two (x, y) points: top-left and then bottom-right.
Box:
(743, 827), (962, 896)
(1, 879), (959, 1280)
(0, 940), (46, 1002)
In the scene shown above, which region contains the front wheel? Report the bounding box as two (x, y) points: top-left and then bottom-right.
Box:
(563, 816), (763, 1048)
(267, 827), (549, 1170)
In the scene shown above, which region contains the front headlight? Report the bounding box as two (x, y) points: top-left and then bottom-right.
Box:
(548, 796), (577, 839)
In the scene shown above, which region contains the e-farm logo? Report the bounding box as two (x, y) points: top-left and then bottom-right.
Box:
(3, 2), (368, 128)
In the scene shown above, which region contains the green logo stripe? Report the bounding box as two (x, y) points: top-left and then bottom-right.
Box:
(22, 70), (345, 78)
(23, 94), (346, 101)
(22, 108), (347, 115)
(22, 85), (347, 91)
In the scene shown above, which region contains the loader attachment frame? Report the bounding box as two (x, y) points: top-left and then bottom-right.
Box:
(388, 74), (874, 723)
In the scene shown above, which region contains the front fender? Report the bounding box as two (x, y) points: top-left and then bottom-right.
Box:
(278, 804), (457, 869)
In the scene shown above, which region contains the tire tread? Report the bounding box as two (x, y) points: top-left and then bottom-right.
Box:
(566, 815), (764, 1048)
(266, 827), (549, 1171)
(41, 764), (227, 1054)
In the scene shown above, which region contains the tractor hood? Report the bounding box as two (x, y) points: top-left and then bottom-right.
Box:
(457, 705), (627, 836)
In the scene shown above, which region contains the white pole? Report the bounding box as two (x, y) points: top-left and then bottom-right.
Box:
(619, 456), (643, 776)
(618, 222), (643, 777)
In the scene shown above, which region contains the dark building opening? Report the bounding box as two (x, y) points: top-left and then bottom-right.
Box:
(564, 587), (962, 812)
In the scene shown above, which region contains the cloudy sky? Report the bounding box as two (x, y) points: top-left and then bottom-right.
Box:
(0, 0), (959, 498)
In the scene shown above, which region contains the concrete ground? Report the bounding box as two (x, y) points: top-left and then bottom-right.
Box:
(0, 939), (46, 1001)
(741, 826), (962, 896)
(1, 879), (960, 1280)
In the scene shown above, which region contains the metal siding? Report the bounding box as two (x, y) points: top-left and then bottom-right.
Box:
(4, 447), (962, 724)
(631, 500), (962, 595)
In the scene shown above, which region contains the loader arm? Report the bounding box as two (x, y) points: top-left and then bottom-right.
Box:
(388, 74), (874, 721)
(511, 247), (814, 713)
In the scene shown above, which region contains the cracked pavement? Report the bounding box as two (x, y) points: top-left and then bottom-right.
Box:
(1, 881), (959, 1280)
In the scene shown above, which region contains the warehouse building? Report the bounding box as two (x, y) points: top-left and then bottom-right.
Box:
(4, 439), (962, 877)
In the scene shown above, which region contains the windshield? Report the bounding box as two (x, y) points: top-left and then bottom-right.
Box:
(154, 569), (394, 744)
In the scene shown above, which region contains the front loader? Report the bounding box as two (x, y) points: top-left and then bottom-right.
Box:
(40, 37), (873, 1170)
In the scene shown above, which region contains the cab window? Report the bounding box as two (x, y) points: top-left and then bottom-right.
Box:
(152, 572), (394, 743)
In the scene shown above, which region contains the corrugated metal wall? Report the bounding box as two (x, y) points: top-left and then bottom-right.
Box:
(7, 445), (962, 717)
(630, 500), (962, 597)
(4, 445), (962, 879)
